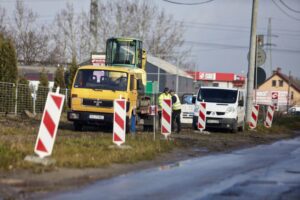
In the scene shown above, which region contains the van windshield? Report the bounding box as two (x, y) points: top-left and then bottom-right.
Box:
(198, 88), (238, 103)
(73, 69), (128, 91)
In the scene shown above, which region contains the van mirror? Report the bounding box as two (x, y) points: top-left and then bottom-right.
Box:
(238, 100), (244, 107)
(192, 96), (196, 104)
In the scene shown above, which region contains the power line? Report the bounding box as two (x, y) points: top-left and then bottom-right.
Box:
(272, 0), (300, 21)
(161, 0), (214, 5)
(279, 0), (300, 13)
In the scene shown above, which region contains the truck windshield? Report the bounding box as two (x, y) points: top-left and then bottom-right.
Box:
(74, 69), (128, 91)
(198, 89), (238, 103)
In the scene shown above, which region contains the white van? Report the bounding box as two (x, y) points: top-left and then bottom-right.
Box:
(192, 87), (245, 132)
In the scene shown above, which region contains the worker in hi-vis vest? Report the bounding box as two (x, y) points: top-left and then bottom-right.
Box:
(170, 89), (182, 133)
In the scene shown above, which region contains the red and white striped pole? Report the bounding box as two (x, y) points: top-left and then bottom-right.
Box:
(264, 105), (275, 128)
(161, 99), (172, 139)
(113, 99), (127, 146)
(249, 105), (259, 129)
(198, 102), (206, 132)
(34, 88), (65, 158)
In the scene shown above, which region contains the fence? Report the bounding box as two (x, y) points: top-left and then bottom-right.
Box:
(0, 82), (70, 115)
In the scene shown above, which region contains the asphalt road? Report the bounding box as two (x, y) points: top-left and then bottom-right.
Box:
(47, 136), (300, 200)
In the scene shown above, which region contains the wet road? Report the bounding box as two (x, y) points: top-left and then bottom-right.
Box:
(48, 137), (300, 200)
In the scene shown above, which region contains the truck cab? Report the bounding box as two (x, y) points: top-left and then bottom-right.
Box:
(68, 37), (146, 131)
(192, 87), (245, 132)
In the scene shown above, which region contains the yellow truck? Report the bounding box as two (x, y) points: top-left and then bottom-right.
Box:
(67, 37), (150, 131)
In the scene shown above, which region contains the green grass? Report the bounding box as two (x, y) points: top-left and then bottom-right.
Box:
(0, 115), (299, 171)
(0, 118), (176, 170)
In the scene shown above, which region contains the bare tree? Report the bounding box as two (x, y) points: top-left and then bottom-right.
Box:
(97, 0), (186, 62)
(11, 0), (49, 65)
(0, 7), (8, 35)
(51, 3), (92, 63)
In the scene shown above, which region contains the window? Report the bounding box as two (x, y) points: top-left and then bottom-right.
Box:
(74, 69), (128, 91)
(212, 82), (219, 87)
(291, 91), (294, 100)
(272, 80), (276, 87)
(279, 80), (283, 87)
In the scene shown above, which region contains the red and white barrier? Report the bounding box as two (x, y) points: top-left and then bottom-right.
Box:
(249, 105), (259, 129)
(34, 90), (65, 158)
(113, 99), (126, 146)
(264, 105), (275, 128)
(161, 99), (172, 138)
(198, 102), (206, 131)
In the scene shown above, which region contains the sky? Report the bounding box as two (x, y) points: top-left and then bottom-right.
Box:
(1, 0), (300, 78)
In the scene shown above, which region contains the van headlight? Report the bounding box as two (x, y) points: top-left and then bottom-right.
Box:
(226, 106), (235, 113)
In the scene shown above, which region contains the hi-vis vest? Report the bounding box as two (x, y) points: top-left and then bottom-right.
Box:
(172, 94), (181, 110)
(158, 93), (171, 108)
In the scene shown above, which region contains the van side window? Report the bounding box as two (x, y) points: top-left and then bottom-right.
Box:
(130, 75), (135, 91)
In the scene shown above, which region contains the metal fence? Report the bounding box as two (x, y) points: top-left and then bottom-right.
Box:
(0, 82), (70, 115)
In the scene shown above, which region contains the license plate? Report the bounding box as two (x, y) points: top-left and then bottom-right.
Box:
(207, 119), (219, 124)
(89, 114), (104, 120)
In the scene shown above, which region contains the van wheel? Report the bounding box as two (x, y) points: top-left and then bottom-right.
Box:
(192, 117), (198, 130)
(231, 120), (238, 133)
(126, 117), (131, 134)
(238, 122), (245, 132)
(74, 122), (83, 131)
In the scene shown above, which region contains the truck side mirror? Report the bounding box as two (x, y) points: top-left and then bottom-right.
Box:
(137, 79), (145, 95)
(192, 96), (196, 104)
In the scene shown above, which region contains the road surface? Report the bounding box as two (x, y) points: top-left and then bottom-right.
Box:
(47, 136), (300, 200)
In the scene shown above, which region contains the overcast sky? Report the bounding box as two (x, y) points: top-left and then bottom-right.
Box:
(1, 0), (300, 78)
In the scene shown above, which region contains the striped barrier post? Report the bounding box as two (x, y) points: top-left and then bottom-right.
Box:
(249, 105), (259, 129)
(264, 105), (275, 128)
(161, 99), (172, 139)
(113, 99), (126, 146)
(34, 89), (65, 158)
(198, 102), (206, 132)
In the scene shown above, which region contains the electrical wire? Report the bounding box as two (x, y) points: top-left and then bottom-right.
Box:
(279, 0), (300, 13)
(161, 0), (214, 6)
(272, 0), (300, 21)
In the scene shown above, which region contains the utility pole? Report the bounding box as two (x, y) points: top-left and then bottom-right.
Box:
(90, 0), (98, 51)
(246, 0), (259, 123)
(266, 18), (273, 77)
(287, 70), (291, 112)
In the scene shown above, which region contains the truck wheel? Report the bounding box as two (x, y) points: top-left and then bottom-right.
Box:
(73, 122), (83, 131)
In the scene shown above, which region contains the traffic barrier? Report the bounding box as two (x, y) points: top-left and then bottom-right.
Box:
(161, 99), (172, 138)
(34, 89), (65, 158)
(264, 105), (275, 128)
(113, 99), (126, 146)
(249, 105), (259, 129)
(198, 102), (206, 131)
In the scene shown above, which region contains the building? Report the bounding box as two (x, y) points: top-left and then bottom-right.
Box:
(256, 68), (300, 111)
(146, 55), (194, 96)
(187, 71), (245, 89)
(18, 65), (56, 89)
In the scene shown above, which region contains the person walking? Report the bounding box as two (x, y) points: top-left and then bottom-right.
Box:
(170, 89), (181, 133)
